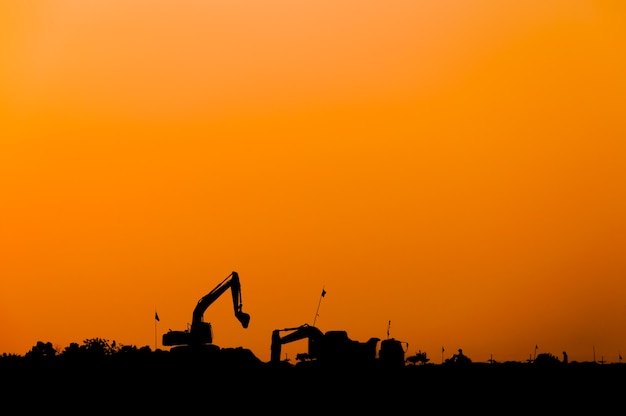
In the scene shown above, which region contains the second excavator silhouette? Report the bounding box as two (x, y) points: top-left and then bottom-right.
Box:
(162, 271), (250, 350)
(270, 324), (381, 368)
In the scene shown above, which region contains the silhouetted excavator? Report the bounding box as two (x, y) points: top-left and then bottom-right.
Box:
(162, 271), (250, 350)
(270, 324), (380, 368)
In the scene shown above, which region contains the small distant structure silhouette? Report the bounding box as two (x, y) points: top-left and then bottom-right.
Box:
(444, 348), (472, 366)
(378, 320), (409, 368)
(406, 350), (430, 365)
(295, 352), (309, 362)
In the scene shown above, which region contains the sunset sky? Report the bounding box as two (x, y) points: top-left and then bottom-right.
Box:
(2, 1), (625, 364)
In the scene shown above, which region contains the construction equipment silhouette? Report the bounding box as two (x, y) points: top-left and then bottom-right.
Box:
(270, 323), (407, 368)
(162, 271), (250, 350)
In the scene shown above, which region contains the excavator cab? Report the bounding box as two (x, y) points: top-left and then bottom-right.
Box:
(189, 321), (213, 344)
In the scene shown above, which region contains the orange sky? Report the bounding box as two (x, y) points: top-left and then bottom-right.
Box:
(1, 1), (625, 364)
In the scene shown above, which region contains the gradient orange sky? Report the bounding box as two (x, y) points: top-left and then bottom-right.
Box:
(2, 1), (625, 364)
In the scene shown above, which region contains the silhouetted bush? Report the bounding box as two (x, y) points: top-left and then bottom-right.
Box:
(534, 352), (561, 367)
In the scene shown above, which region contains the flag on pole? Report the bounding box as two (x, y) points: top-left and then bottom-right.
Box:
(155, 312), (160, 322)
(321, 289), (326, 297)
(442, 346), (445, 353)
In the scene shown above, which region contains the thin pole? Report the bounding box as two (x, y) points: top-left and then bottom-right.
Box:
(313, 286), (325, 326)
(154, 309), (159, 351)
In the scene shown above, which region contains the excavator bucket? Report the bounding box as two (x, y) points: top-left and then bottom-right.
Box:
(237, 311), (251, 328)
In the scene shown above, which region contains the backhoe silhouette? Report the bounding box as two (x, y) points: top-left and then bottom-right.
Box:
(162, 271), (250, 351)
(270, 324), (381, 368)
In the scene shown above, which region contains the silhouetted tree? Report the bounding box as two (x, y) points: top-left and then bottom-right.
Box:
(81, 337), (117, 356)
(61, 342), (82, 357)
(25, 341), (57, 360)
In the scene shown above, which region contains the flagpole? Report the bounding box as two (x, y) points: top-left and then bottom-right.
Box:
(313, 286), (325, 326)
(154, 310), (157, 351)
(154, 309), (160, 351)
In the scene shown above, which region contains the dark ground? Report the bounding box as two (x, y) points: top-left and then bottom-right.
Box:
(2, 349), (624, 413)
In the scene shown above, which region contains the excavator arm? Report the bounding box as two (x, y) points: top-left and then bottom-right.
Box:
(191, 271), (250, 330)
(270, 324), (324, 363)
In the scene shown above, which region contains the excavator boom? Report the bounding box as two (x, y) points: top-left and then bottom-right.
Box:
(270, 324), (324, 363)
(192, 271), (250, 329)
